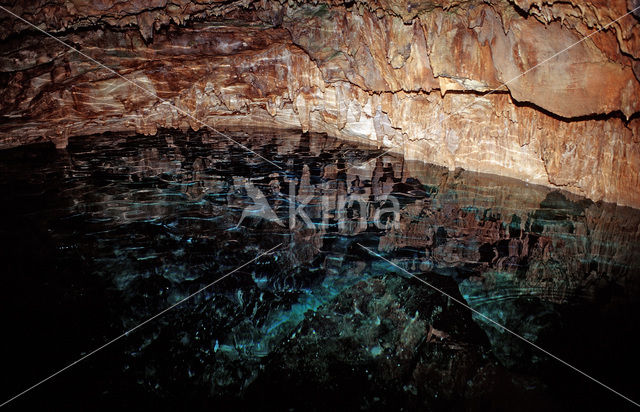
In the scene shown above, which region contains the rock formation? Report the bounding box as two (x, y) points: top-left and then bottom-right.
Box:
(1, 0), (639, 206)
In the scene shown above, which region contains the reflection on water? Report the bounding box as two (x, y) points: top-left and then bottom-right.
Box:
(0, 130), (639, 410)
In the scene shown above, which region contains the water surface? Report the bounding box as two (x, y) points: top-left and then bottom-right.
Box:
(0, 129), (639, 410)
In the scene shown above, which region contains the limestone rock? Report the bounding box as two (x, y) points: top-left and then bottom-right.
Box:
(1, 0), (639, 207)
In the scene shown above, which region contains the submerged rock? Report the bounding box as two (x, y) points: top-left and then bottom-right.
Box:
(1, 131), (638, 410)
(248, 273), (554, 411)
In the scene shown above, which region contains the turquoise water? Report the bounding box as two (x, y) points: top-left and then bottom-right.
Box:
(0, 130), (638, 410)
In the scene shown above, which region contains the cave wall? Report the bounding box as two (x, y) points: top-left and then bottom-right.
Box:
(1, 0), (639, 207)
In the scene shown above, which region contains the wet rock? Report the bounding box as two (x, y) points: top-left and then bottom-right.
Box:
(0, 1), (639, 207)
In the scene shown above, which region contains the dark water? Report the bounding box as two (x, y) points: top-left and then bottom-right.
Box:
(0, 129), (639, 411)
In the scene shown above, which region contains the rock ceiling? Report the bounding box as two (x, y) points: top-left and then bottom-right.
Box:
(1, 0), (639, 206)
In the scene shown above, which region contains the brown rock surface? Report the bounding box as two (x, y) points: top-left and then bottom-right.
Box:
(0, 0), (639, 206)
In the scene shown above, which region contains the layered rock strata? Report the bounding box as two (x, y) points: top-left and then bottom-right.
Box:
(1, 0), (639, 206)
